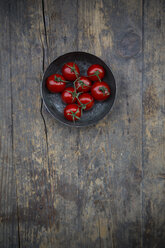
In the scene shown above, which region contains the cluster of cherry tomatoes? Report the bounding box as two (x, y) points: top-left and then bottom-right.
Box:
(46, 62), (110, 121)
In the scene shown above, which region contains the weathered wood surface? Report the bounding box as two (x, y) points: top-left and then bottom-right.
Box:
(0, 0), (164, 247)
(143, 0), (165, 247)
(0, 1), (19, 247)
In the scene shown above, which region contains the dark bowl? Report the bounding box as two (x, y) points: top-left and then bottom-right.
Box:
(41, 51), (116, 127)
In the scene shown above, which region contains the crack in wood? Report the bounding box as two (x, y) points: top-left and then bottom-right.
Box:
(41, 0), (48, 51)
(40, 0), (50, 171)
(40, 99), (50, 168)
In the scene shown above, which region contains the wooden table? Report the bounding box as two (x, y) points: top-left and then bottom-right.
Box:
(0, 0), (164, 247)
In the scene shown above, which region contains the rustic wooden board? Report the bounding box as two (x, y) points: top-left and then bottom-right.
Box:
(143, 0), (165, 247)
(0, 1), (19, 247)
(78, 0), (143, 247)
(40, 1), (83, 247)
(0, 0), (164, 247)
(5, 0), (51, 247)
(41, 0), (143, 247)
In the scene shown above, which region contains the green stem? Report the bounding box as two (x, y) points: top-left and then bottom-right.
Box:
(77, 98), (93, 115)
(86, 70), (101, 81)
(54, 75), (69, 83)
(66, 90), (81, 100)
(99, 86), (110, 96)
(76, 79), (89, 89)
(66, 63), (79, 78)
(67, 109), (80, 121)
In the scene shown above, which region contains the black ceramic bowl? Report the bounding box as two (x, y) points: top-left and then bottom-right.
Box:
(41, 51), (116, 127)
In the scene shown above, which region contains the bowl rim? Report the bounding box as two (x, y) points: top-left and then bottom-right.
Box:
(41, 51), (117, 127)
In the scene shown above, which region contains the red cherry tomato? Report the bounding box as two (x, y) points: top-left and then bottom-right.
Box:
(46, 74), (66, 93)
(75, 76), (92, 93)
(91, 81), (110, 101)
(64, 104), (81, 121)
(87, 64), (105, 81)
(62, 62), (80, 81)
(61, 87), (77, 104)
(77, 93), (94, 111)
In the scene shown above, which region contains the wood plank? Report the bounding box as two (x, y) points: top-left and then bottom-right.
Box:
(0, 1), (19, 247)
(8, 0), (52, 247)
(1, 0), (164, 247)
(40, 1), (81, 247)
(143, 0), (165, 247)
(77, 0), (143, 247)
(41, 0), (143, 247)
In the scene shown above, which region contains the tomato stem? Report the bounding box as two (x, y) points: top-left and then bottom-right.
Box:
(66, 63), (79, 78)
(76, 79), (90, 89)
(67, 108), (80, 121)
(87, 70), (101, 81)
(66, 90), (81, 101)
(95, 70), (101, 82)
(54, 75), (69, 83)
(99, 86), (110, 96)
(77, 98), (93, 115)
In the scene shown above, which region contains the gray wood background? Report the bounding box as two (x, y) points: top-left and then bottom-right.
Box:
(0, 0), (164, 247)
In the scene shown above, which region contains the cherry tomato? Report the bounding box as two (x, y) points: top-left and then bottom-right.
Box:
(61, 87), (77, 104)
(62, 62), (80, 81)
(75, 76), (92, 93)
(91, 81), (110, 101)
(77, 93), (94, 111)
(87, 64), (105, 81)
(64, 104), (81, 121)
(46, 74), (66, 93)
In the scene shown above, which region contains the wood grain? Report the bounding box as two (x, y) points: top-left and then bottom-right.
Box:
(0, 0), (164, 247)
(0, 1), (19, 247)
(143, 0), (165, 247)
(78, 0), (142, 247)
(40, 1), (82, 247)
(7, 0), (51, 247)
(41, 0), (143, 247)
